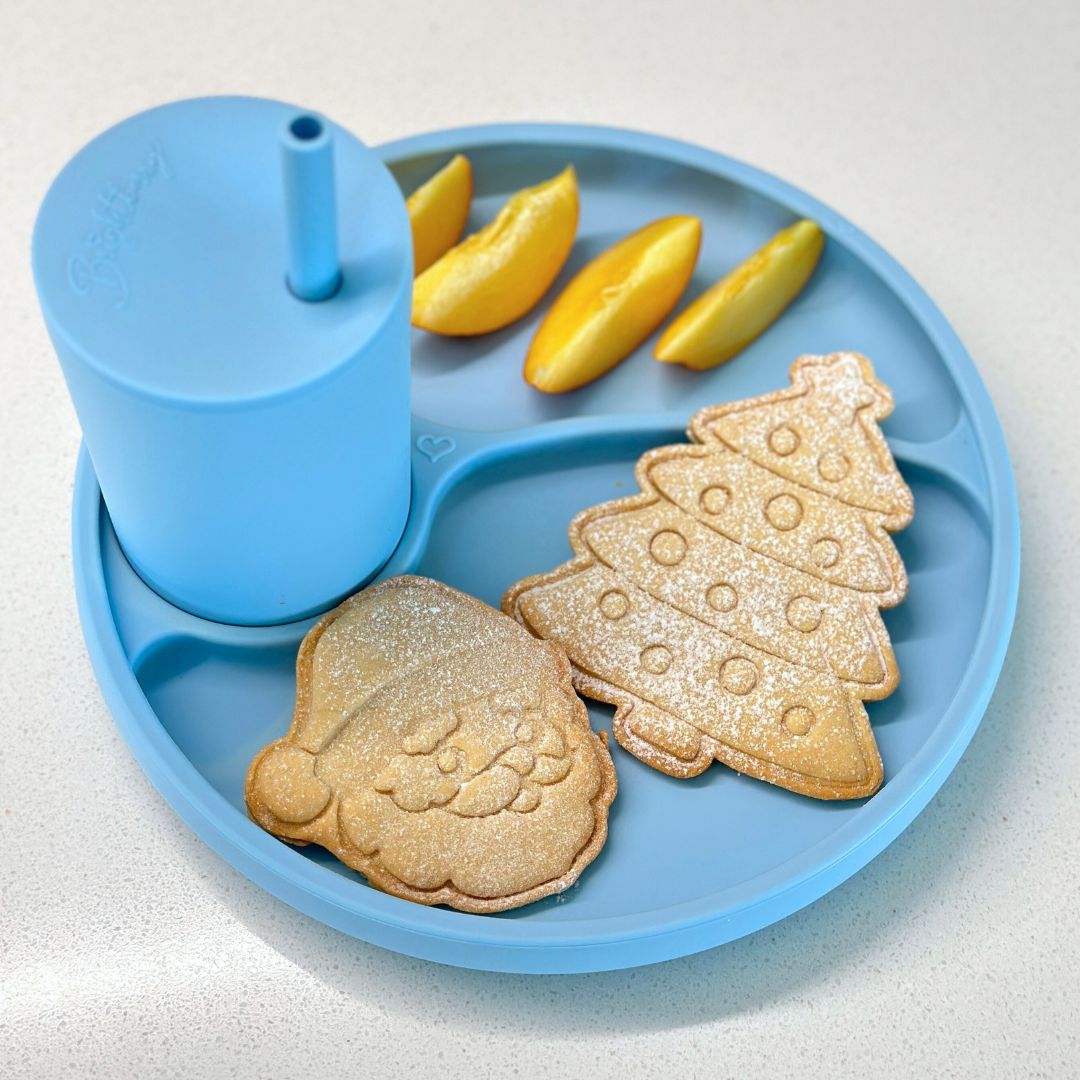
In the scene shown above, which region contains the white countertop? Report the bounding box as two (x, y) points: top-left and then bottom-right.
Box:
(2, 1), (1077, 1076)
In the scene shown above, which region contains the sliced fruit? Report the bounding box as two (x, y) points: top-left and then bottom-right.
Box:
(406, 154), (473, 276)
(413, 166), (579, 336)
(655, 219), (825, 369)
(525, 216), (702, 393)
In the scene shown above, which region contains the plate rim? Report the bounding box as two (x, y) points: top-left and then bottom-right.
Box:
(71, 122), (1021, 972)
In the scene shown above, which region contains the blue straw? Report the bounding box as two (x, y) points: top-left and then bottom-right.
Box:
(280, 112), (342, 302)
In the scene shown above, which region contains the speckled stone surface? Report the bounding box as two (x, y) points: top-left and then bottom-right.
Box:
(1, 1), (1077, 1076)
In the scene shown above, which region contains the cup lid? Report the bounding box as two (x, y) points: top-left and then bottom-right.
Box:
(32, 96), (411, 404)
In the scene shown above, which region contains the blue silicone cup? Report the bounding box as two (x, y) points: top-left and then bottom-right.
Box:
(70, 123), (1019, 973)
(34, 97), (413, 625)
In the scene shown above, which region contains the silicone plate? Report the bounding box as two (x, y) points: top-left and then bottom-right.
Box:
(72, 124), (1020, 973)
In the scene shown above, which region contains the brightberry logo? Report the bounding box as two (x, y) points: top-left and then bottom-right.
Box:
(67, 142), (173, 309)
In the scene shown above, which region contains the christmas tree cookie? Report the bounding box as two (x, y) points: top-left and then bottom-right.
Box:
(504, 352), (913, 800)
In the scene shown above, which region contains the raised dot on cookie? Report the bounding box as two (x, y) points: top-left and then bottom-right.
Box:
(812, 537), (842, 568)
(649, 529), (688, 566)
(782, 705), (815, 736)
(765, 493), (803, 531)
(818, 450), (851, 482)
(768, 424), (800, 456)
(640, 644), (673, 674)
(786, 594), (822, 632)
(598, 589), (629, 620)
(437, 747), (463, 774)
(720, 656), (758, 695)
(515, 721), (535, 743)
(706, 582), (738, 613)
(699, 484), (730, 515)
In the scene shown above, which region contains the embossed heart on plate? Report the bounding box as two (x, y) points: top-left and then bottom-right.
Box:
(416, 434), (456, 463)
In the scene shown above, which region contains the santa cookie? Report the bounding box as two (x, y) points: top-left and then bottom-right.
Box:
(246, 576), (616, 912)
(504, 352), (912, 800)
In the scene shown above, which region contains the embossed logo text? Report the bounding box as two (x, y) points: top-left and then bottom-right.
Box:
(67, 142), (173, 308)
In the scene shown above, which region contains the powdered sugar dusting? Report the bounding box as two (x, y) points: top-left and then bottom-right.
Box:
(506, 352), (913, 799)
(246, 576), (616, 912)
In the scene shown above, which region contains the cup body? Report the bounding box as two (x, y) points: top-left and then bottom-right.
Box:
(33, 97), (413, 624)
(49, 301), (411, 623)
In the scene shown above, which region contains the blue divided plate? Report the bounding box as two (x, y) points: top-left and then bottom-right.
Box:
(72, 123), (1020, 973)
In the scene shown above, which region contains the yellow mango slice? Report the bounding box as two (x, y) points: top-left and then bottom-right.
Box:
(525, 216), (702, 393)
(406, 154), (474, 276)
(413, 166), (579, 336)
(655, 219), (825, 369)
